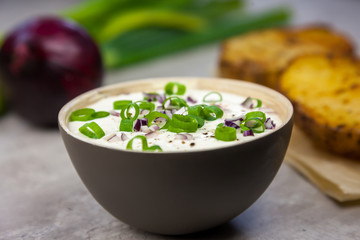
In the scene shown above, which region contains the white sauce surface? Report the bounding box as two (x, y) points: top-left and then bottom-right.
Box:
(68, 89), (282, 152)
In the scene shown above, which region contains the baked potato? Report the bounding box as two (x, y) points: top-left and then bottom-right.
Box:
(218, 26), (354, 89)
(279, 55), (360, 158)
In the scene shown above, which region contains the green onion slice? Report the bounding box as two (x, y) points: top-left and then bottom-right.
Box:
(70, 108), (95, 121)
(252, 98), (262, 108)
(169, 114), (198, 133)
(243, 118), (265, 133)
(120, 118), (134, 132)
(145, 111), (170, 129)
(202, 105), (223, 121)
(188, 114), (204, 128)
(240, 125), (250, 133)
(126, 135), (162, 152)
(120, 103), (140, 120)
(162, 96), (188, 110)
(243, 97), (262, 108)
(114, 100), (132, 110)
(215, 124), (237, 141)
(164, 82), (186, 95)
(245, 111), (266, 123)
(203, 91), (223, 103)
(136, 101), (155, 112)
(91, 111), (110, 119)
(79, 122), (105, 139)
(188, 104), (223, 121)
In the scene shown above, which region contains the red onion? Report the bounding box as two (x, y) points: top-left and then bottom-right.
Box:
(241, 97), (253, 109)
(149, 125), (160, 131)
(186, 96), (197, 104)
(264, 118), (276, 129)
(175, 133), (194, 140)
(134, 119), (142, 132)
(110, 110), (120, 117)
(120, 133), (129, 141)
(105, 133), (121, 142)
(174, 107), (186, 115)
(243, 130), (254, 136)
(224, 120), (240, 129)
(145, 131), (160, 139)
(134, 118), (149, 131)
(0, 16), (103, 126)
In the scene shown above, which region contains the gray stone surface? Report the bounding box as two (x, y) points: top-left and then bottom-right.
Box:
(1, 0), (360, 239)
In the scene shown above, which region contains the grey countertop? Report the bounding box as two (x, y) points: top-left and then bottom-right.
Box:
(1, 0), (360, 239)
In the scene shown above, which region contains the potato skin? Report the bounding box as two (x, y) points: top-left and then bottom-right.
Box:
(218, 26), (354, 89)
(279, 55), (360, 159)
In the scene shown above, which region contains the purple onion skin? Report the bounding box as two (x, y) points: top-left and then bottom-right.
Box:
(0, 16), (103, 126)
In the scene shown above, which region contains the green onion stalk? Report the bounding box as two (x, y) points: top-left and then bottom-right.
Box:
(58, 0), (291, 69)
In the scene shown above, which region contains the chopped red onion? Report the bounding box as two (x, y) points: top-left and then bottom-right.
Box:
(140, 126), (152, 133)
(241, 97), (253, 109)
(224, 120), (240, 129)
(134, 118), (149, 132)
(174, 107), (186, 115)
(140, 118), (148, 126)
(104, 133), (118, 142)
(149, 125), (160, 131)
(160, 110), (173, 119)
(120, 133), (129, 141)
(186, 96), (197, 104)
(175, 133), (194, 140)
(134, 119), (142, 132)
(110, 110), (120, 117)
(243, 130), (254, 136)
(264, 118), (276, 129)
(158, 93), (166, 103)
(145, 131), (160, 139)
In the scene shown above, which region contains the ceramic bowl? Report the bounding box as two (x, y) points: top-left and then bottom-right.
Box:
(58, 77), (293, 235)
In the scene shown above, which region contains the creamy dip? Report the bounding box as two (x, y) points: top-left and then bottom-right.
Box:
(68, 89), (282, 152)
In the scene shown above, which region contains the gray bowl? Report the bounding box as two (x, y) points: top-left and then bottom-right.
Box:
(58, 77), (293, 235)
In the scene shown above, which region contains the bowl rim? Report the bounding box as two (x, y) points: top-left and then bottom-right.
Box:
(58, 76), (293, 154)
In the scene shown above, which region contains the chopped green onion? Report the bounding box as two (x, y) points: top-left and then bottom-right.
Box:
(70, 108), (95, 121)
(120, 103), (140, 120)
(252, 98), (262, 108)
(113, 100), (132, 110)
(120, 118), (134, 132)
(188, 105), (203, 116)
(202, 105), (223, 121)
(243, 118), (265, 133)
(240, 125), (250, 133)
(79, 122), (105, 139)
(136, 101), (155, 111)
(164, 82), (186, 95)
(126, 135), (162, 152)
(91, 111), (110, 119)
(188, 114), (204, 128)
(162, 96), (188, 110)
(245, 111), (266, 122)
(119, 103), (140, 132)
(203, 91), (222, 103)
(145, 111), (170, 129)
(215, 123), (236, 141)
(169, 114), (198, 133)
(243, 97), (262, 108)
(147, 145), (163, 151)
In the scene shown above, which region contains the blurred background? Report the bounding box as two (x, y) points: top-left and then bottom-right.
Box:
(1, 0), (359, 85)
